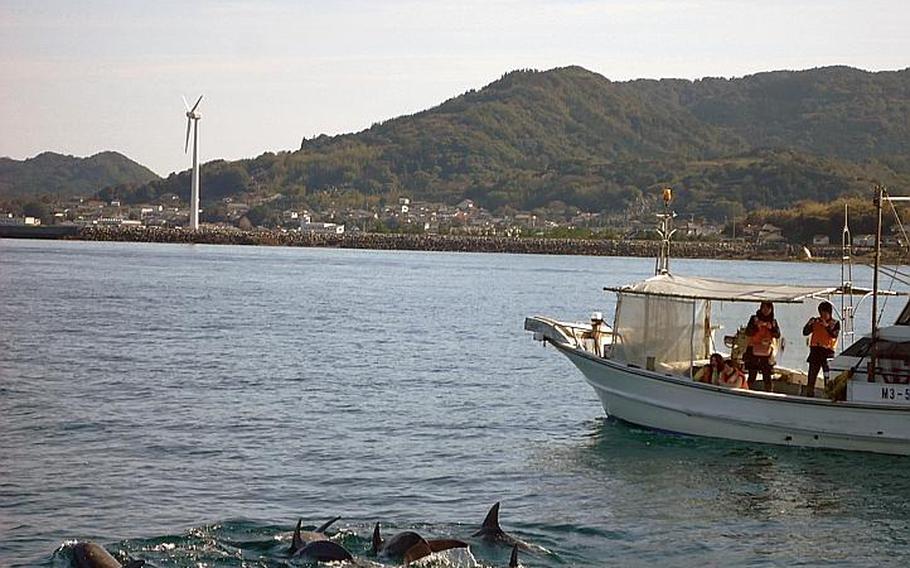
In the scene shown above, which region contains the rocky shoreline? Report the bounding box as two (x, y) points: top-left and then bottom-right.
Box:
(63, 225), (810, 260)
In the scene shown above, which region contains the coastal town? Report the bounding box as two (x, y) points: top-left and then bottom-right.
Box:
(0, 189), (892, 254)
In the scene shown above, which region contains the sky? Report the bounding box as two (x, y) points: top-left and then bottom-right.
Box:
(1, 0), (908, 177)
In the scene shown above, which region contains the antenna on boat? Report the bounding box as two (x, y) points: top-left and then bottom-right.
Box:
(655, 187), (676, 276)
(841, 202), (856, 346)
(871, 184), (886, 381)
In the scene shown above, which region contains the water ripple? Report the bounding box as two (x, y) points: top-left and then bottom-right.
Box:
(2, 240), (910, 567)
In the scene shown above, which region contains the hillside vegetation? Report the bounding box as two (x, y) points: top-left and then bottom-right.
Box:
(14, 66), (910, 221)
(0, 151), (159, 198)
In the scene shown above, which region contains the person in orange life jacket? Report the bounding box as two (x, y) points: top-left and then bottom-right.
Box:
(695, 353), (746, 388)
(802, 300), (840, 397)
(744, 301), (781, 391)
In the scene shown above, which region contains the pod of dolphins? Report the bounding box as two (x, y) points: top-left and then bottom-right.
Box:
(68, 502), (534, 567)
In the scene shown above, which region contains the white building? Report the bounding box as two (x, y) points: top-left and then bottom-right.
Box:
(0, 215), (40, 226)
(96, 217), (141, 227)
(300, 221), (345, 234)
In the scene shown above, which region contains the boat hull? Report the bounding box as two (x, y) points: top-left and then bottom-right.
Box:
(557, 343), (910, 455)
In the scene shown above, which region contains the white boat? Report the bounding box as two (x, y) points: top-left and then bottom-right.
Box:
(526, 189), (910, 455)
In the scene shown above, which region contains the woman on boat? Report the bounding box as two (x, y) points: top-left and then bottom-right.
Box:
(695, 353), (747, 388)
(744, 301), (780, 391)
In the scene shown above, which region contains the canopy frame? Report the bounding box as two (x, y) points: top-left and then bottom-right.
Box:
(604, 274), (896, 305)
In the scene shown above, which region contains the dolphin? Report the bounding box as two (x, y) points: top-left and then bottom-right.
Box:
(472, 502), (537, 551)
(371, 522), (468, 564)
(71, 542), (144, 568)
(287, 516), (341, 554)
(287, 516), (353, 562)
(510, 544), (520, 568)
(293, 540), (354, 563)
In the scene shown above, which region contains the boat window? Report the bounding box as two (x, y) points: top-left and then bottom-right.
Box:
(840, 338), (910, 363)
(877, 341), (910, 360)
(840, 337), (872, 357)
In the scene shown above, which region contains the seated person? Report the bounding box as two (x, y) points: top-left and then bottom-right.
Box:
(695, 353), (746, 389)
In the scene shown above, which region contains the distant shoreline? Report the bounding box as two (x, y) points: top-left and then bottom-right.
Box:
(80, 226), (798, 261)
(0, 225), (873, 262)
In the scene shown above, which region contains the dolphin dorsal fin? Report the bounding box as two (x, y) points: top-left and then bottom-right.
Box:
(371, 522), (383, 554)
(292, 518), (304, 551)
(481, 502), (502, 530)
(315, 515), (341, 534)
(510, 544), (519, 567)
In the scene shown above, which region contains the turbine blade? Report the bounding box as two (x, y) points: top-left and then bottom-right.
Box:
(184, 118), (192, 153)
(190, 94), (203, 113)
(182, 95), (190, 111)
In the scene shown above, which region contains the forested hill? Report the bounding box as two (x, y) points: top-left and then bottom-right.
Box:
(0, 151), (159, 199)
(118, 66), (910, 219)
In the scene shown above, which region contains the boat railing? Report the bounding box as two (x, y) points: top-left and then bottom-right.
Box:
(864, 367), (910, 385)
(524, 316), (615, 357)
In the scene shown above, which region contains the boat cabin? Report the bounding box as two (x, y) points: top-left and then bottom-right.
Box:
(596, 273), (865, 396)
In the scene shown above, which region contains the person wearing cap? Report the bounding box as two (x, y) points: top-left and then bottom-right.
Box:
(802, 301), (840, 397)
(744, 301), (781, 391)
(587, 312), (607, 357)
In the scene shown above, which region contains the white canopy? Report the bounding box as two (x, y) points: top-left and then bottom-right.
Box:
(604, 274), (874, 303)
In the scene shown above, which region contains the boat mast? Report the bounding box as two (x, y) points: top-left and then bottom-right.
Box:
(871, 185), (884, 381)
(655, 188), (676, 276)
(841, 203), (856, 347)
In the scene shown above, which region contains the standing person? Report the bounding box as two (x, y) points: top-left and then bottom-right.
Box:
(802, 301), (840, 397)
(587, 311), (607, 357)
(744, 301), (781, 391)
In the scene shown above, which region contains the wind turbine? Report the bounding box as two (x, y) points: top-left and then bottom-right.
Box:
(183, 95), (203, 230)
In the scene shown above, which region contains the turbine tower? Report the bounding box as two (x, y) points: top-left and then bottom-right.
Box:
(183, 95), (203, 230)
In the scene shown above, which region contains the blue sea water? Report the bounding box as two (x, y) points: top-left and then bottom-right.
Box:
(2, 239), (910, 567)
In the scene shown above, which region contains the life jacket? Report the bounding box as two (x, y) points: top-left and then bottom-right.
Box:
(749, 323), (774, 357)
(809, 318), (837, 351)
(697, 365), (745, 388)
(714, 365), (745, 388)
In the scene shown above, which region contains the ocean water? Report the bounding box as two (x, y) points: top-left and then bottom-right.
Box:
(2, 239), (910, 568)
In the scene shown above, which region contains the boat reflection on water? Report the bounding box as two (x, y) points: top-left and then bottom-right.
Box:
(539, 416), (910, 552)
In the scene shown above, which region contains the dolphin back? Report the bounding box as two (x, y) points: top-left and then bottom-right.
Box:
(403, 540), (434, 564)
(290, 515), (340, 554)
(382, 531), (426, 558)
(72, 542), (144, 568)
(427, 538), (468, 553)
(295, 540), (353, 562)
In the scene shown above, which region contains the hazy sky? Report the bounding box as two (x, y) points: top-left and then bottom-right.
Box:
(1, 0), (907, 176)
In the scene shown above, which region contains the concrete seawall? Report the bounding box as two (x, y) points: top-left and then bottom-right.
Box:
(65, 226), (788, 259)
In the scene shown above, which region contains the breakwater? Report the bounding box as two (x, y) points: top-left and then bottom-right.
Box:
(65, 225), (788, 259)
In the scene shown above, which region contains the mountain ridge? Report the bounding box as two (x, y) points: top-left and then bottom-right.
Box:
(0, 151), (159, 199)
(6, 65), (910, 221)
